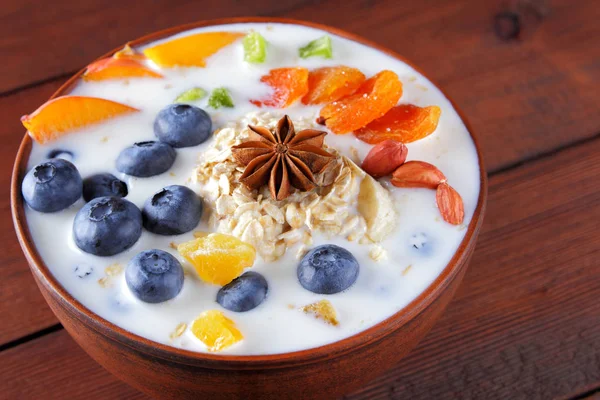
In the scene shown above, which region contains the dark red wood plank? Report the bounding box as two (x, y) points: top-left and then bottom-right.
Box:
(0, 330), (147, 399)
(2, 0), (600, 354)
(3, 0), (599, 170)
(347, 138), (600, 398)
(0, 78), (67, 345)
(0, 0), (307, 94)
(2, 134), (599, 399)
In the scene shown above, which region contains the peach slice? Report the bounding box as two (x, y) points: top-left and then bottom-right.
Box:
(143, 32), (245, 67)
(83, 58), (163, 81)
(354, 104), (442, 144)
(318, 70), (403, 134)
(301, 66), (366, 105)
(21, 96), (139, 144)
(250, 67), (309, 108)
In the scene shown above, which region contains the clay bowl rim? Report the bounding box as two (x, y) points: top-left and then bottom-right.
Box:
(11, 17), (487, 369)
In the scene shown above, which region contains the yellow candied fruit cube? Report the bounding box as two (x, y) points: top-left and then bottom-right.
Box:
(301, 299), (339, 326)
(177, 233), (256, 285)
(191, 310), (243, 352)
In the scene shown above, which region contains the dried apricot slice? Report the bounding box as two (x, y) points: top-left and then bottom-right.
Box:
(177, 233), (256, 285)
(355, 104), (441, 144)
(21, 96), (139, 144)
(301, 66), (365, 105)
(319, 70), (402, 134)
(143, 32), (244, 67)
(250, 67), (309, 108)
(191, 310), (243, 352)
(83, 58), (163, 81)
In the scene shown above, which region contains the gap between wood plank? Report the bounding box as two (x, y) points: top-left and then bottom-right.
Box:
(4, 128), (600, 398)
(0, 323), (62, 352)
(4, 69), (600, 399)
(490, 131), (600, 177)
(569, 387), (600, 400)
(0, 72), (76, 99)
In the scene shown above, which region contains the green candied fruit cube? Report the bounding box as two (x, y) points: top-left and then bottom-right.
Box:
(299, 35), (332, 59)
(243, 31), (267, 63)
(174, 87), (206, 103)
(208, 88), (234, 109)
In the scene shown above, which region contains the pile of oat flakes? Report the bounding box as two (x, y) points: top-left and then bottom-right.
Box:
(193, 112), (394, 262)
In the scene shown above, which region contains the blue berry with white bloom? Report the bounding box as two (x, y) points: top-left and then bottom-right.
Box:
(297, 244), (359, 294)
(154, 104), (212, 148)
(126, 249), (184, 303)
(142, 185), (202, 235)
(22, 158), (82, 213)
(217, 272), (268, 312)
(116, 141), (176, 177)
(73, 196), (142, 256)
(82, 173), (128, 202)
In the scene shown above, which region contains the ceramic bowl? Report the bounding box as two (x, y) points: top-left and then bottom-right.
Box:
(11, 17), (487, 400)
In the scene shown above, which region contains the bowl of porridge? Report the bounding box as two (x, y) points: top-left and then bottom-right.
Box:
(11, 17), (486, 400)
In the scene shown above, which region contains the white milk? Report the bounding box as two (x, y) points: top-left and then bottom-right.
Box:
(24, 23), (480, 355)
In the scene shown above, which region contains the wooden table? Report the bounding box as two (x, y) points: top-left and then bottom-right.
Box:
(2, 1), (599, 398)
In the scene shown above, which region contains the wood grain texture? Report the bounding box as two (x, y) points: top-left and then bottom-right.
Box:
(9, 19), (486, 400)
(2, 0), (600, 171)
(2, 134), (599, 399)
(0, 78), (67, 345)
(0, 0), (306, 93)
(2, 0), (600, 397)
(347, 136), (600, 399)
(0, 331), (147, 399)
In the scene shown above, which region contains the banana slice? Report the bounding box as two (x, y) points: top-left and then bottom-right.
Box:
(342, 156), (366, 179)
(357, 175), (396, 242)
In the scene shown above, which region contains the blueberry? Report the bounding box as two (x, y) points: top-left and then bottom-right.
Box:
(74, 264), (94, 279)
(125, 249), (184, 303)
(409, 232), (433, 256)
(142, 185), (202, 235)
(73, 196), (142, 256)
(297, 244), (359, 294)
(83, 173), (128, 202)
(21, 158), (82, 213)
(410, 233), (428, 250)
(154, 104), (212, 148)
(116, 141), (176, 177)
(47, 149), (74, 161)
(110, 293), (131, 313)
(217, 272), (268, 312)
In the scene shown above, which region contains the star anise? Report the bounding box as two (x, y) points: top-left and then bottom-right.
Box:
(231, 115), (334, 201)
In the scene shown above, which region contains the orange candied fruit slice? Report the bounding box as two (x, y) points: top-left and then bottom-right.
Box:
(191, 310), (243, 352)
(301, 66), (366, 105)
(319, 70), (403, 134)
(354, 104), (441, 144)
(177, 233), (256, 286)
(83, 58), (163, 81)
(21, 96), (139, 144)
(250, 67), (309, 108)
(143, 31), (245, 67)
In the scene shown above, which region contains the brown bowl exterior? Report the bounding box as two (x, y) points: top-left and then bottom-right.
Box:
(11, 17), (487, 400)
